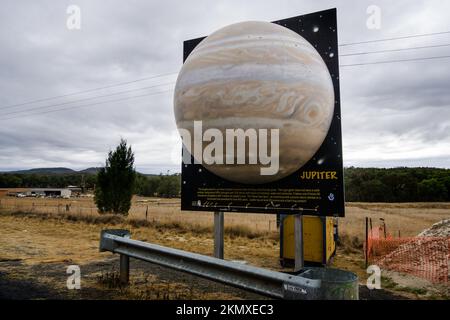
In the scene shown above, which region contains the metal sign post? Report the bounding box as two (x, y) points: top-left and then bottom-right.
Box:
(214, 211), (224, 259)
(294, 214), (304, 272)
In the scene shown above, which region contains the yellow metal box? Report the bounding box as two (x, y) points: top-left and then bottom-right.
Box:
(280, 215), (336, 266)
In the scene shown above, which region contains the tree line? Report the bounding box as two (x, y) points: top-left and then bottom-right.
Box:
(0, 173), (97, 189)
(1, 166), (449, 202)
(0, 170), (180, 197)
(344, 167), (450, 202)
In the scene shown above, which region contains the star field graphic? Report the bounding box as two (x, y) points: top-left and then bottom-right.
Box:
(178, 8), (345, 217)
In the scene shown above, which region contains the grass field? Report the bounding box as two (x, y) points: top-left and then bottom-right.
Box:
(0, 196), (449, 299)
(1, 196), (449, 240)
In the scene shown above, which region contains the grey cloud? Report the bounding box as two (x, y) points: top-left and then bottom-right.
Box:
(1, 0), (449, 172)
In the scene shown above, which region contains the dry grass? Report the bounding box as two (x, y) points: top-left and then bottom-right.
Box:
(0, 209), (281, 269)
(341, 203), (450, 240)
(0, 211), (272, 299)
(1, 197), (449, 299)
(1, 209), (277, 242)
(2, 196), (448, 273)
(2, 196), (449, 261)
(337, 233), (364, 254)
(2, 196), (449, 242)
(95, 270), (224, 300)
(0, 196), (279, 234)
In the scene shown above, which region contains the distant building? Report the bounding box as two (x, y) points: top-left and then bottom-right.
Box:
(67, 185), (82, 192)
(28, 188), (72, 198)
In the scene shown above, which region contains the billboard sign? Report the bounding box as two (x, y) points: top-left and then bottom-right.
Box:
(174, 8), (344, 216)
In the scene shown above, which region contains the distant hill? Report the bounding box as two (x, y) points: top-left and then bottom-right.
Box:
(2, 167), (102, 175)
(6, 167), (77, 175)
(1, 167), (160, 176)
(78, 167), (101, 174)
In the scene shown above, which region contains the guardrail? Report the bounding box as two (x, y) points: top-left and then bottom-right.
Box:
(99, 229), (358, 300)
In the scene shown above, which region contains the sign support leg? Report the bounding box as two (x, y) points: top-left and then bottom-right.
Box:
(294, 214), (304, 272)
(214, 211), (224, 259)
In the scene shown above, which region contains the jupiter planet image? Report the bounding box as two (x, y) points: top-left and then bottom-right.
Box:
(174, 21), (335, 184)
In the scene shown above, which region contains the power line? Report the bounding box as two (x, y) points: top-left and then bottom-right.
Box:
(0, 71), (178, 110)
(4, 54), (450, 119)
(3, 30), (450, 113)
(0, 81), (175, 117)
(3, 30), (450, 112)
(341, 43), (450, 57)
(340, 30), (450, 47)
(3, 54), (450, 120)
(3, 29), (450, 119)
(340, 54), (450, 67)
(0, 89), (174, 121)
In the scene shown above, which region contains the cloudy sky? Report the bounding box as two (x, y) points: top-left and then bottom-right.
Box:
(1, 0), (449, 173)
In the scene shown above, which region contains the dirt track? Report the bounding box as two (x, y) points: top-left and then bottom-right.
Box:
(0, 257), (406, 300)
(0, 258), (264, 300)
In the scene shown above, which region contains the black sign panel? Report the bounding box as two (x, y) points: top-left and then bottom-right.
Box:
(179, 8), (344, 216)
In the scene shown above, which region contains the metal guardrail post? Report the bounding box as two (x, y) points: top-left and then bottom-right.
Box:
(100, 229), (131, 285)
(120, 254), (129, 285)
(214, 211), (224, 259)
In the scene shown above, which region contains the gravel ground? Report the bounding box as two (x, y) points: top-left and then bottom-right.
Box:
(0, 257), (410, 300)
(0, 257), (266, 300)
(419, 219), (450, 237)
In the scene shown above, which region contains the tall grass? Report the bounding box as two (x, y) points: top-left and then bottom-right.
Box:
(0, 210), (277, 240)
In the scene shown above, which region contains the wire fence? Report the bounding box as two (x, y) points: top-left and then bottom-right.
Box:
(0, 197), (278, 233)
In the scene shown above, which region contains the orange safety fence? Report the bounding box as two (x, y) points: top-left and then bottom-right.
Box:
(366, 226), (449, 284)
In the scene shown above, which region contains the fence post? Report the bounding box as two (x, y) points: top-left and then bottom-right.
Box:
(365, 217), (369, 268)
(369, 218), (375, 256)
